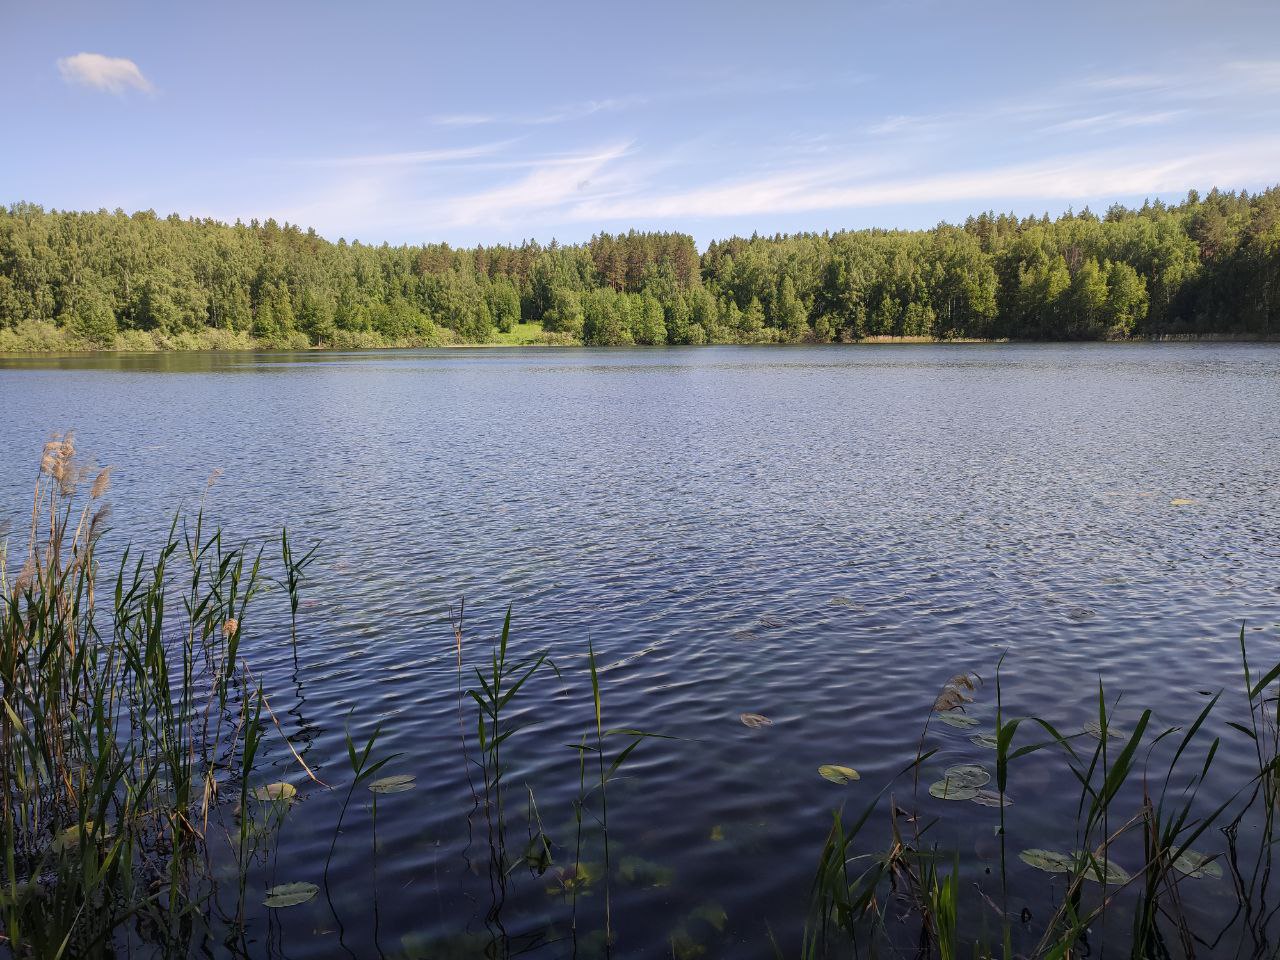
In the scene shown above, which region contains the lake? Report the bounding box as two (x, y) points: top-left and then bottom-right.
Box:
(2, 343), (1279, 958)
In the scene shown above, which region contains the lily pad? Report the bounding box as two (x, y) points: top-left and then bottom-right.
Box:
(944, 764), (991, 789)
(1173, 849), (1223, 880)
(369, 774), (416, 794)
(929, 779), (979, 801)
(971, 789), (1012, 807)
(1020, 849), (1075, 874)
(937, 713), (979, 729)
(1076, 854), (1131, 885)
(51, 822), (97, 853)
(818, 764), (860, 784)
(252, 782), (297, 802)
(263, 881), (317, 908)
(618, 855), (674, 887)
(739, 713), (772, 728)
(970, 734), (999, 749)
(1083, 720), (1127, 742)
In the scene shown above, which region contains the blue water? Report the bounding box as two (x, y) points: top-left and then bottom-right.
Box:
(2, 343), (1278, 957)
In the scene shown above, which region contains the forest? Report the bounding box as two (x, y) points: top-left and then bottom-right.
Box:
(0, 186), (1276, 350)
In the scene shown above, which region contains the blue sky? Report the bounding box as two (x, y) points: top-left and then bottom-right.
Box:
(4, 0), (1279, 247)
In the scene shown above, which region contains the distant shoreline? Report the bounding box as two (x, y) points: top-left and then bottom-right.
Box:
(3, 332), (1279, 358)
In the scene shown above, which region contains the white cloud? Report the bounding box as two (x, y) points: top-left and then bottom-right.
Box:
(430, 97), (644, 128)
(1042, 110), (1184, 134)
(440, 142), (633, 226)
(1226, 60), (1280, 92)
(566, 137), (1280, 223)
(298, 141), (518, 168)
(57, 52), (152, 94)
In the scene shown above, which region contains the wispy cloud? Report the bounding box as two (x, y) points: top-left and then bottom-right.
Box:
(1042, 109), (1184, 134)
(440, 142), (633, 226)
(430, 97), (642, 127)
(1226, 60), (1280, 92)
(57, 52), (152, 94)
(566, 137), (1280, 222)
(297, 141), (518, 168)
(431, 113), (497, 127)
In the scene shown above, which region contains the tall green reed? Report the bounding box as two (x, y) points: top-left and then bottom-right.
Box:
(0, 436), (307, 957)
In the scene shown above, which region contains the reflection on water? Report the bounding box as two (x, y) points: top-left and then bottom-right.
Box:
(2, 343), (1279, 957)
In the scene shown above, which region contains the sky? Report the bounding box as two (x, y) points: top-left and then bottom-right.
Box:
(3, 0), (1280, 248)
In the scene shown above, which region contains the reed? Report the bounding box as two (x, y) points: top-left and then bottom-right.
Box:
(0, 436), (307, 957)
(803, 626), (1280, 958)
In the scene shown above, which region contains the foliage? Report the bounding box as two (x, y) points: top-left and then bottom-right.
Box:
(1, 187), (1277, 350)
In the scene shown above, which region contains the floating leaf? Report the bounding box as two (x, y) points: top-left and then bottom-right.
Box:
(929, 779), (978, 801)
(368, 774), (416, 794)
(971, 789), (1013, 807)
(689, 901), (728, 933)
(547, 862), (598, 896)
(51, 822), (96, 853)
(937, 713), (979, 729)
(1173, 849), (1223, 880)
(739, 713), (772, 728)
(970, 734), (999, 749)
(818, 764), (860, 784)
(944, 764), (991, 789)
(1170, 498), (1196, 506)
(1019, 849), (1075, 874)
(1083, 720), (1127, 742)
(252, 782), (297, 802)
(618, 855), (674, 887)
(263, 881), (317, 908)
(1076, 854), (1131, 885)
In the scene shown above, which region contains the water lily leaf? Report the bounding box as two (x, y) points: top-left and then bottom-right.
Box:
(369, 774), (416, 794)
(263, 881), (317, 908)
(937, 713), (979, 728)
(52, 822), (97, 853)
(618, 855), (674, 887)
(971, 789), (1012, 807)
(929, 779), (979, 801)
(818, 764), (860, 784)
(252, 782), (297, 802)
(689, 902), (728, 933)
(739, 713), (772, 728)
(547, 862), (598, 896)
(1019, 849), (1075, 874)
(1076, 854), (1131, 885)
(970, 734), (999, 749)
(1173, 849), (1223, 879)
(1083, 720), (1127, 742)
(943, 764), (991, 789)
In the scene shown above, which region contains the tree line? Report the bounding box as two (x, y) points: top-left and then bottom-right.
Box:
(0, 186), (1276, 350)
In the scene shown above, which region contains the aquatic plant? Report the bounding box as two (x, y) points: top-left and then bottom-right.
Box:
(0, 435), (311, 956)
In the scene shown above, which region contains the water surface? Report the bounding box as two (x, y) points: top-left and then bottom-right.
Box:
(2, 344), (1279, 957)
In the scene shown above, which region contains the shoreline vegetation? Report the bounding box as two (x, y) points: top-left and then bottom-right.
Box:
(4, 438), (1280, 957)
(2, 185), (1277, 353)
